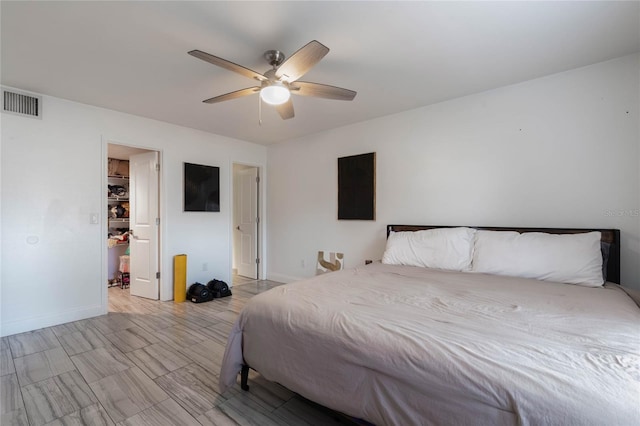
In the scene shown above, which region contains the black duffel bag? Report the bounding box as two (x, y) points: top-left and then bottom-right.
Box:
(187, 282), (211, 303)
(206, 279), (232, 299)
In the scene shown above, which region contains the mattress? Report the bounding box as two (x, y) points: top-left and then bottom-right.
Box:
(219, 263), (640, 425)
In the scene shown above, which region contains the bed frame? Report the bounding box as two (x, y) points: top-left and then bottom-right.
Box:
(387, 225), (620, 284)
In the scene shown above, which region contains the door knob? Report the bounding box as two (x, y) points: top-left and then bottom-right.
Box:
(236, 226), (241, 231)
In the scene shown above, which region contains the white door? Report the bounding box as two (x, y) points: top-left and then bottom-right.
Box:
(129, 151), (160, 299)
(237, 167), (258, 279)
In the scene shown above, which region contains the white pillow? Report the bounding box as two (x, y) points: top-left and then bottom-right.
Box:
(382, 227), (476, 271)
(472, 230), (603, 287)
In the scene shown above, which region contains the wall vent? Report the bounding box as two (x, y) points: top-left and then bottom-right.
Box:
(2, 88), (42, 119)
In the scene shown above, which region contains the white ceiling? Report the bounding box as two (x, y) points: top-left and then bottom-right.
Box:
(2, 1), (639, 145)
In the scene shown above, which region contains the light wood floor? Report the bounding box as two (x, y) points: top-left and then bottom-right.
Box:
(1, 278), (358, 425)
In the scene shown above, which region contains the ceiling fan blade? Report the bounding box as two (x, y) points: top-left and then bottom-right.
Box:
(275, 40), (329, 82)
(203, 87), (260, 104)
(290, 81), (356, 101)
(276, 98), (295, 120)
(189, 50), (267, 82)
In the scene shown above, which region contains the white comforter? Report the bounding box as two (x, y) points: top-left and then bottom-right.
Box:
(220, 263), (640, 425)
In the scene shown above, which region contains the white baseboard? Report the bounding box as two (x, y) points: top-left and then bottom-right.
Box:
(1, 304), (105, 337)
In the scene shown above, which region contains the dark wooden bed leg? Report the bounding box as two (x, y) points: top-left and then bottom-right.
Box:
(240, 364), (250, 391)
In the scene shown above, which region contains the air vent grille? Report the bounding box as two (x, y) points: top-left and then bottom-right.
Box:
(2, 88), (42, 118)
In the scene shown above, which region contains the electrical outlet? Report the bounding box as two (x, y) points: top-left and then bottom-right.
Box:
(202, 262), (208, 271)
(90, 213), (99, 224)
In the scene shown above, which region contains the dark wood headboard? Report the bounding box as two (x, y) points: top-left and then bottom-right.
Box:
(387, 225), (621, 284)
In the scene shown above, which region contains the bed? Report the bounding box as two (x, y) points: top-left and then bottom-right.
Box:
(219, 225), (639, 425)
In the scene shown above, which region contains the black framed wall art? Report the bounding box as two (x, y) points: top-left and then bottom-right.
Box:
(184, 162), (220, 212)
(338, 152), (376, 220)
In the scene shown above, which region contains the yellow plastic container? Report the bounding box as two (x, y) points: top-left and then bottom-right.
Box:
(173, 254), (187, 303)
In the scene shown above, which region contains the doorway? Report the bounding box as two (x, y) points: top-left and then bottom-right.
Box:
(107, 143), (161, 301)
(232, 163), (260, 281)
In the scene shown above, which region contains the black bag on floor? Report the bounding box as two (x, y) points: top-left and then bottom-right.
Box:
(187, 282), (211, 303)
(207, 279), (232, 298)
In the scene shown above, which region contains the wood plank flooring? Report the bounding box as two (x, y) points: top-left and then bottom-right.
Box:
(1, 278), (359, 425)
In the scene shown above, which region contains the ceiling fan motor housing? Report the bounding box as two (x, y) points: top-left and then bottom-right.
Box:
(264, 50), (286, 68)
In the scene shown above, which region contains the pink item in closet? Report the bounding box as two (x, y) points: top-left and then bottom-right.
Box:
(119, 255), (130, 273)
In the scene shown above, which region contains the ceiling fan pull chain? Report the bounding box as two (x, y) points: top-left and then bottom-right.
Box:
(258, 94), (262, 126)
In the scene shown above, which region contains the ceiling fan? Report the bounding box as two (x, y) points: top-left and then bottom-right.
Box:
(188, 40), (356, 120)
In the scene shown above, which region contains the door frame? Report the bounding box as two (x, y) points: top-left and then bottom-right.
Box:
(101, 138), (164, 312)
(230, 161), (265, 284)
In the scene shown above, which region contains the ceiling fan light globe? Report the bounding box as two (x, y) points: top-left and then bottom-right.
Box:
(260, 85), (290, 105)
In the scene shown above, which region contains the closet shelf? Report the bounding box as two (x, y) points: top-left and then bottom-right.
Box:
(108, 218), (129, 223)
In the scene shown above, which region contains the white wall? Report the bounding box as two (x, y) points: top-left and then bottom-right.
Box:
(1, 93), (267, 336)
(267, 54), (640, 289)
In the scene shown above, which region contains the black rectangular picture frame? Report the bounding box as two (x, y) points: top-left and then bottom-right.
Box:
(184, 162), (220, 212)
(338, 152), (376, 220)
